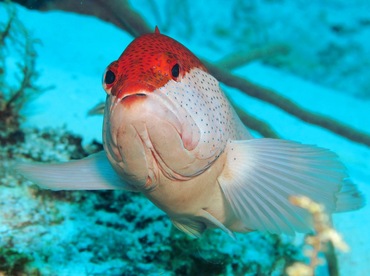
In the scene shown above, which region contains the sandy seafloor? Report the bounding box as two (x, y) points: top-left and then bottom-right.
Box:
(1, 1), (370, 275)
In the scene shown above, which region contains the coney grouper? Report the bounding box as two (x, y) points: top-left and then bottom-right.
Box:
(17, 27), (364, 238)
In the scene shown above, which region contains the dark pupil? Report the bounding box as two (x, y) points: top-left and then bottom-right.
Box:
(171, 64), (180, 78)
(105, 70), (116, 84)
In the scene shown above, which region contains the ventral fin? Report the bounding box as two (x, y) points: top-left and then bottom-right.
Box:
(197, 209), (235, 239)
(171, 218), (206, 238)
(218, 139), (365, 235)
(15, 151), (136, 191)
(171, 210), (235, 239)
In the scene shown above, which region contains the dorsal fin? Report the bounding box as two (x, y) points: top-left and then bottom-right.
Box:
(154, 26), (160, 34)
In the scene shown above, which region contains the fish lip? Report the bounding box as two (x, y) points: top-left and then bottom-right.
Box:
(121, 92), (148, 101)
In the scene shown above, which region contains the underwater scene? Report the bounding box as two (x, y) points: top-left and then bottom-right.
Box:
(1, 0), (369, 275)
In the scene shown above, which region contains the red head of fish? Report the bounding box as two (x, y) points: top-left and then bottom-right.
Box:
(102, 27), (207, 102)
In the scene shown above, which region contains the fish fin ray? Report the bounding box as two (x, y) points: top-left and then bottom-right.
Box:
(218, 138), (364, 235)
(15, 151), (135, 191)
(171, 218), (205, 238)
(197, 209), (235, 239)
(171, 210), (235, 239)
(335, 179), (365, 212)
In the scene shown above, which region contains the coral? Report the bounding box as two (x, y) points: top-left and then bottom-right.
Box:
(0, 247), (33, 275)
(166, 229), (300, 275)
(286, 196), (349, 276)
(0, 3), (45, 145)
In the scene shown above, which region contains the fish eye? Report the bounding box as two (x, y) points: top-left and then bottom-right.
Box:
(171, 63), (180, 79)
(102, 68), (116, 95)
(104, 70), (116, 84)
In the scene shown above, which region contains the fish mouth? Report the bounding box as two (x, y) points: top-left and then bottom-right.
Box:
(121, 93), (147, 101)
(119, 92), (148, 106)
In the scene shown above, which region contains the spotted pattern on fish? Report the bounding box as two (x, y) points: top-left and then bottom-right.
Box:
(157, 68), (247, 160)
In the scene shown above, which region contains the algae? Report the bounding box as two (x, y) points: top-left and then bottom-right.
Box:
(0, 3), (44, 145)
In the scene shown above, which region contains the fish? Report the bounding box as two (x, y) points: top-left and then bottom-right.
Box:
(16, 27), (365, 238)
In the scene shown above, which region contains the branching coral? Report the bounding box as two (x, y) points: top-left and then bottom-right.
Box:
(286, 196), (349, 276)
(0, 3), (45, 145)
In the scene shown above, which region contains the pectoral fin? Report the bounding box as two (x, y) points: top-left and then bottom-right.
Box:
(15, 151), (136, 191)
(218, 139), (365, 235)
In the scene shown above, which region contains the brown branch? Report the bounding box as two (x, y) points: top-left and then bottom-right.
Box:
(0, 3), (15, 46)
(16, 0), (152, 37)
(231, 100), (280, 138)
(216, 44), (289, 70)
